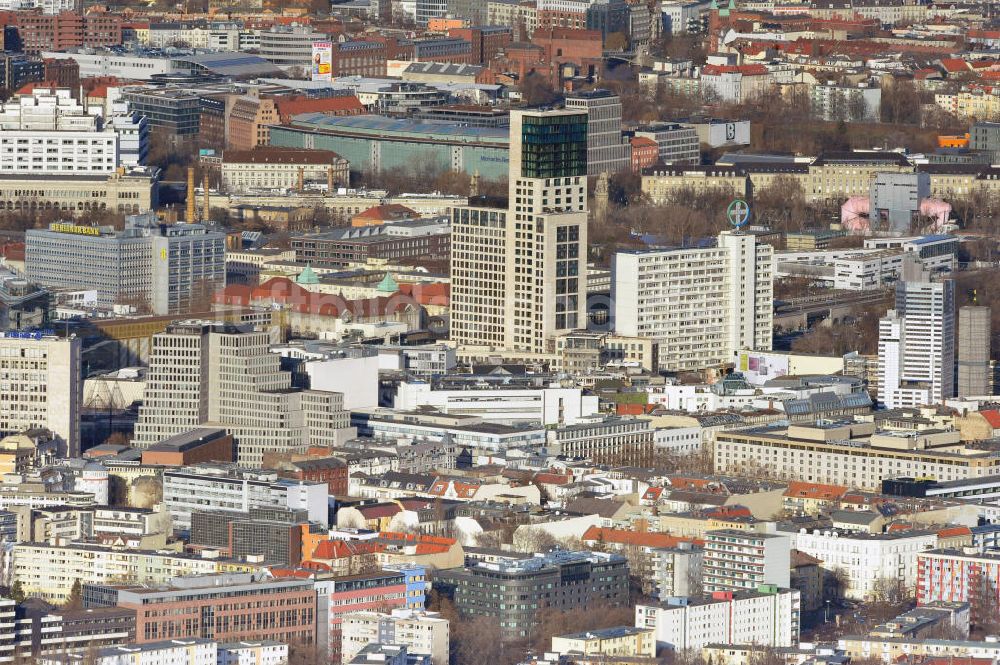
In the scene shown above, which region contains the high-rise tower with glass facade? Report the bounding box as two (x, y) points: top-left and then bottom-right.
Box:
(450, 108), (589, 354)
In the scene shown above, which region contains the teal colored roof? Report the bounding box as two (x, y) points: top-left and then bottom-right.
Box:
(377, 272), (398, 292)
(296, 264), (319, 285)
(288, 113), (509, 145)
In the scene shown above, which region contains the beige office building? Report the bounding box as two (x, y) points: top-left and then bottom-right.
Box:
(133, 321), (353, 466)
(0, 167), (157, 215)
(714, 421), (1000, 490)
(0, 334), (80, 458)
(450, 109), (588, 354)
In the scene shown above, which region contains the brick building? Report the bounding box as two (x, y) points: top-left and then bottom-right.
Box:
(277, 457), (349, 496)
(537, 7), (588, 30)
(9, 11), (122, 53)
(85, 573), (317, 646)
(493, 28), (602, 87)
(630, 136), (658, 172)
(226, 93), (363, 151)
(532, 28), (603, 80)
(42, 57), (79, 91)
(140, 427), (235, 466)
(329, 37), (408, 77)
(448, 26), (513, 65)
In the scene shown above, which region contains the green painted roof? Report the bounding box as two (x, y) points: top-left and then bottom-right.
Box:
(296, 264), (319, 285)
(377, 272), (399, 293)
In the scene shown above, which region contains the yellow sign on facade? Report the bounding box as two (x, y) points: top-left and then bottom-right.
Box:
(51, 223), (99, 236)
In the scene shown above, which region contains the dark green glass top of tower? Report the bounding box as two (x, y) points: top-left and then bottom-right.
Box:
(519, 113), (588, 179)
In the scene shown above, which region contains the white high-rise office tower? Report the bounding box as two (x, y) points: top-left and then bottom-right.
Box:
(611, 231), (773, 372)
(565, 90), (631, 175)
(133, 321), (353, 466)
(27, 214), (225, 316)
(450, 108), (589, 354)
(957, 305), (991, 398)
(0, 334), (80, 457)
(878, 260), (955, 409)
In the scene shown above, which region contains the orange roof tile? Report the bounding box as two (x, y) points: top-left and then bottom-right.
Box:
(533, 472), (572, 485)
(274, 94), (364, 122)
(397, 282), (450, 307)
(783, 481), (849, 500)
(310, 539), (383, 560)
(940, 58), (970, 73)
(15, 81), (60, 95)
(581, 526), (703, 549)
(630, 136), (658, 148)
(355, 204), (418, 222)
(980, 410), (1000, 429)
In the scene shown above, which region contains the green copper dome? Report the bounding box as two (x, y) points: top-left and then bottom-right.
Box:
(296, 264), (319, 285)
(377, 272), (399, 293)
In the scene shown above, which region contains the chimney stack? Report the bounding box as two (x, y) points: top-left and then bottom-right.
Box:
(202, 172), (210, 221)
(186, 167), (196, 222)
(298, 166), (305, 193)
(327, 166), (334, 192)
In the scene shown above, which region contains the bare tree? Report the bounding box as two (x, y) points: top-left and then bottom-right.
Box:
(969, 569), (1000, 636)
(511, 527), (560, 553)
(452, 615), (515, 665)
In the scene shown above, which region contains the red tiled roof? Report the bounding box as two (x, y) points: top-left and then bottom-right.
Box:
(80, 77), (133, 98)
(427, 479), (479, 498)
(938, 526), (972, 538)
(275, 94), (364, 122)
(534, 472), (572, 485)
(214, 277), (421, 318)
(980, 410), (1000, 429)
(783, 481), (848, 501)
(414, 543), (450, 554)
(310, 539), (383, 560)
(616, 403), (653, 416)
(643, 487), (664, 500)
(268, 566), (319, 578)
(630, 136), (658, 148)
(355, 204), (418, 222)
(15, 81), (60, 95)
(940, 58), (970, 73)
(355, 503), (402, 519)
(397, 282), (450, 307)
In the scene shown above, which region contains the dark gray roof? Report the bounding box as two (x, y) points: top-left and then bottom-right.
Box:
(174, 52), (283, 78)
